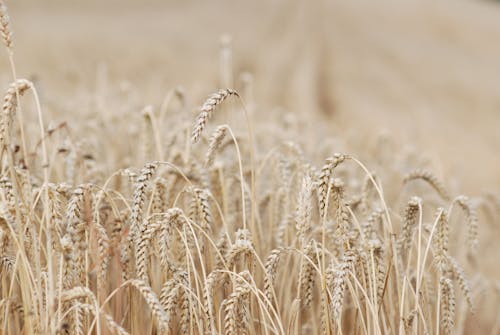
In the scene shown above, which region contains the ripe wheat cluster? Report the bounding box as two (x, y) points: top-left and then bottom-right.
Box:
(0, 2), (498, 335)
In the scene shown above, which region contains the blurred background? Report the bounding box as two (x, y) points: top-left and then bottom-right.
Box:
(1, 0), (499, 194)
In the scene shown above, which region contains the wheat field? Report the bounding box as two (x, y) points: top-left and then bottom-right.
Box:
(0, 0), (498, 334)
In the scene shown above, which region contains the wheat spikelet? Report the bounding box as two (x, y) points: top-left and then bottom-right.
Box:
(376, 258), (387, 304)
(122, 162), (157, 280)
(454, 195), (478, 252)
(403, 169), (450, 201)
(0, 207), (15, 234)
(332, 179), (351, 247)
(159, 271), (191, 333)
(318, 154), (347, 219)
(295, 172), (313, 247)
(66, 185), (88, 286)
(158, 207), (185, 271)
(0, 0), (12, 49)
(102, 313), (130, 335)
(448, 256), (472, 310)
(60, 234), (73, 290)
(0, 79), (31, 147)
(60, 286), (96, 304)
(203, 271), (220, 335)
(137, 209), (184, 280)
(398, 196), (421, 254)
(47, 184), (68, 250)
(323, 263), (335, 334)
(152, 177), (169, 214)
(440, 277), (455, 335)
(130, 162), (158, 243)
(136, 215), (160, 283)
(72, 303), (86, 335)
(359, 171), (380, 214)
(110, 216), (124, 248)
(224, 271), (252, 335)
(0, 254), (14, 275)
(74, 302), (130, 335)
(178, 271), (191, 334)
(58, 292), (84, 333)
(225, 231), (254, 271)
(433, 208), (449, 274)
(336, 200), (352, 250)
(263, 247), (287, 304)
(159, 277), (177, 310)
(299, 240), (318, 308)
(0, 176), (15, 214)
(189, 187), (213, 232)
(0, 227), (10, 256)
(329, 250), (357, 323)
(205, 125), (228, 168)
(403, 309), (418, 333)
(192, 88), (238, 143)
(129, 279), (170, 331)
(215, 231), (229, 269)
(275, 212), (293, 247)
(95, 219), (109, 293)
(361, 208), (383, 243)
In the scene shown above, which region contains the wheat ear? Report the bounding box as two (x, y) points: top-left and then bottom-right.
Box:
(439, 277), (455, 335)
(205, 125), (228, 168)
(318, 154), (347, 219)
(129, 279), (170, 331)
(0, 0), (13, 49)
(403, 169), (450, 201)
(454, 195), (478, 252)
(191, 88), (238, 143)
(0, 79), (31, 147)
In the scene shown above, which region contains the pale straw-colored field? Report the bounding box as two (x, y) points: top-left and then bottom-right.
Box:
(0, 0), (498, 334)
